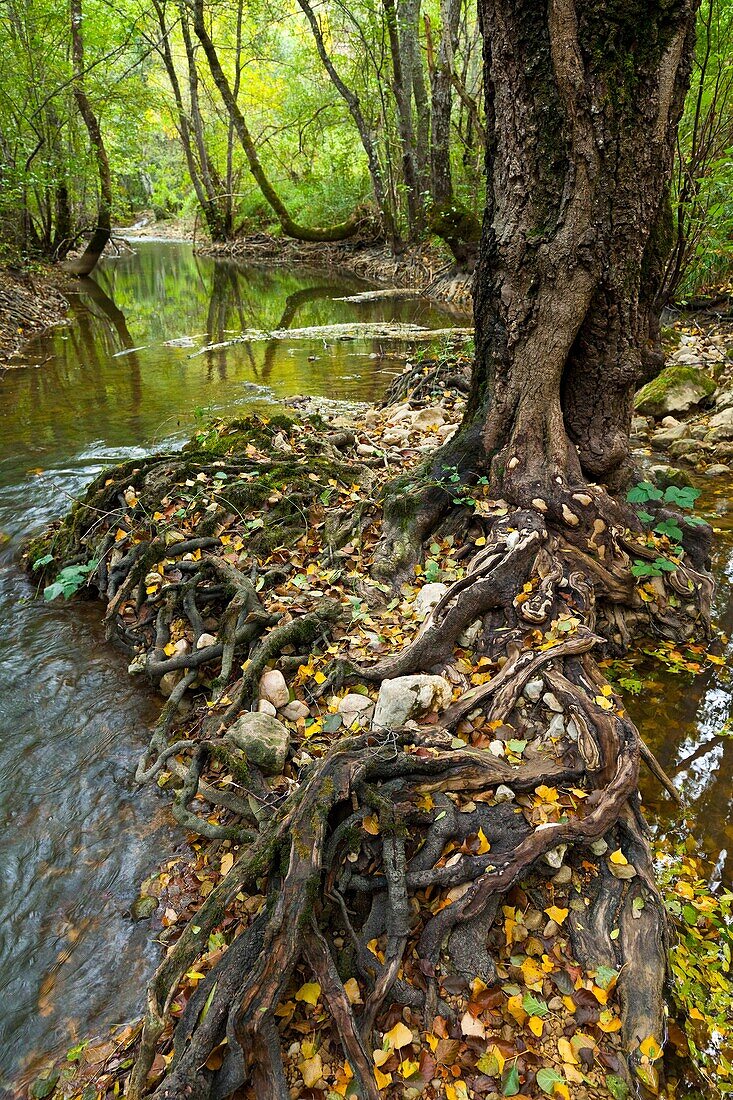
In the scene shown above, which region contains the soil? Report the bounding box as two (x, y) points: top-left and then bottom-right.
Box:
(0, 267), (71, 363)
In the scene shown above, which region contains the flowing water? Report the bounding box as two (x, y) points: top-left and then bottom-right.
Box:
(0, 242), (461, 1089)
(1, 241), (731, 1089)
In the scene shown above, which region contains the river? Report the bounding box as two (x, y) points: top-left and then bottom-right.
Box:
(0, 241), (730, 1090)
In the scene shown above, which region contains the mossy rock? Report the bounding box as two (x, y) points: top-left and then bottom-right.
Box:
(649, 463), (694, 490)
(635, 364), (715, 418)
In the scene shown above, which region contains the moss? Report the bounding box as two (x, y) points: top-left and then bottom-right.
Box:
(635, 364), (715, 417)
(428, 203), (481, 269)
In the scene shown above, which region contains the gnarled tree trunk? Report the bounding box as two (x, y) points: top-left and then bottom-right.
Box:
(470, 0), (697, 498)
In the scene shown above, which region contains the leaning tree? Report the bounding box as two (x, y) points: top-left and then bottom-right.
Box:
(33, 1), (712, 1098)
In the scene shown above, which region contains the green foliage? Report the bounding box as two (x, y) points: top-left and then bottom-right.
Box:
(43, 560), (98, 601)
(626, 481), (703, 577)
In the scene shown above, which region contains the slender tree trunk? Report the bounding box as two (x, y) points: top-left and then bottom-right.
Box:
(383, 0), (424, 235)
(66, 0), (112, 276)
(425, 0), (461, 206)
(468, 0), (699, 501)
(399, 0), (431, 194)
(296, 0), (399, 248)
(193, 0), (361, 243)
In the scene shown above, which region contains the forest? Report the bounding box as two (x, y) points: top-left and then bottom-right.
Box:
(1, 2), (733, 1100)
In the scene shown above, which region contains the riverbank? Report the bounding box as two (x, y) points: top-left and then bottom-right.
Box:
(0, 267), (70, 363)
(25, 327), (732, 1100)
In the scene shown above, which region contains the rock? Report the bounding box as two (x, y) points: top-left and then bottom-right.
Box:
(649, 463), (693, 490)
(259, 668), (289, 709)
(542, 691), (563, 713)
(225, 712), (291, 775)
(547, 713), (565, 739)
(458, 618), (483, 647)
(544, 844), (566, 870)
(382, 427), (407, 445)
(412, 407), (445, 429)
(387, 403), (413, 424)
(131, 894), (158, 921)
(635, 364), (715, 417)
(414, 581), (448, 619)
(338, 693), (374, 721)
(159, 670), (184, 698)
(590, 838), (608, 855)
(494, 784), (515, 803)
(705, 463), (731, 477)
(196, 632), (217, 649)
(667, 439), (702, 459)
(257, 699), (277, 716)
(281, 700), (310, 721)
(373, 674), (453, 730)
(29, 1070), (60, 1099)
(706, 405), (733, 442)
(673, 350), (702, 367)
(437, 423), (456, 441)
(631, 416), (649, 435)
(652, 422), (689, 446)
(524, 678), (543, 702)
(552, 864), (573, 884)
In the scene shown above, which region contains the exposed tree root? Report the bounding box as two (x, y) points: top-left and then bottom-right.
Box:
(27, 397), (714, 1100)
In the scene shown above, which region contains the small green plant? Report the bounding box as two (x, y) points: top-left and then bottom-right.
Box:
(626, 481), (704, 578)
(437, 465), (488, 509)
(41, 560), (99, 601)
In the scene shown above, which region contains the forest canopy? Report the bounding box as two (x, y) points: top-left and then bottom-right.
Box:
(1, 0), (732, 293)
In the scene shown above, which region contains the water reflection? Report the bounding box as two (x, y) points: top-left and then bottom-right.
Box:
(0, 243), (460, 1088)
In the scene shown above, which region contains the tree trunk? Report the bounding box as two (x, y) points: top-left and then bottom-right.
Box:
(193, 0), (362, 243)
(383, 0), (424, 235)
(66, 0), (112, 277)
(426, 0), (461, 206)
(296, 0), (399, 248)
(469, 0), (698, 500)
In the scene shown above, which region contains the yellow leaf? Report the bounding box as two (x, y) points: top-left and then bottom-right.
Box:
(363, 815), (380, 835)
(314, 670), (327, 684)
(529, 1015), (544, 1037)
(373, 1049), (390, 1067)
(609, 849), (628, 865)
(544, 905), (569, 925)
(597, 1009), (623, 1032)
(592, 985), (608, 1005)
(640, 1035), (663, 1062)
(219, 852), (234, 877)
(507, 993), (528, 1026)
(558, 1037), (577, 1064)
(553, 1084), (570, 1100)
(601, 684), (613, 697)
(383, 1021), (413, 1050)
(374, 1066), (392, 1089)
(595, 695), (614, 710)
(535, 785), (559, 803)
(689, 1006), (705, 1021)
(477, 827), (491, 854)
(416, 792), (434, 811)
(344, 978), (362, 1005)
(675, 881), (695, 900)
(294, 982), (321, 1006)
(399, 1059), (420, 1078)
(299, 1053), (323, 1088)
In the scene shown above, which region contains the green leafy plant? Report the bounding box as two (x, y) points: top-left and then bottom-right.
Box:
(42, 560), (99, 601)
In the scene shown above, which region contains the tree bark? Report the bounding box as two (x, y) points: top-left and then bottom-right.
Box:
(426, 0), (461, 206)
(66, 0), (112, 277)
(469, 0), (698, 499)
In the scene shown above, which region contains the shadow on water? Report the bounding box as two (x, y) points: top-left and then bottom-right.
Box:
(0, 242), (462, 1088)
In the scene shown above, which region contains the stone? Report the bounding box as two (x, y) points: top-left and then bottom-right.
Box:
(196, 632), (217, 649)
(338, 693), (374, 720)
(652, 422), (689, 446)
(373, 674), (453, 730)
(131, 894), (158, 921)
(259, 668), (289, 709)
(705, 463), (731, 477)
(412, 407), (445, 429)
(631, 415), (649, 435)
(524, 678), (543, 702)
(257, 698), (277, 716)
(649, 463), (693, 490)
(635, 364), (715, 417)
(673, 350), (702, 367)
(159, 670), (184, 698)
(281, 700), (310, 721)
(414, 581), (448, 619)
(542, 691), (563, 713)
(547, 713), (565, 739)
(458, 618), (483, 647)
(225, 712), (291, 775)
(544, 844), (566, 870)
(706, 406), (733, 442)
(494, 784), (515, 803)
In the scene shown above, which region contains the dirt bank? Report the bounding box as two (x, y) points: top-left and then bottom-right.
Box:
(196, 233), (474, 312)
(0, 267), (70, 363)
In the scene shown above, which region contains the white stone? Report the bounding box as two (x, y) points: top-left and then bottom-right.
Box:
(544, 844), (567, 869)
(281, 700), (310, 721)
(257, 699), (277, 716)
(706, 463), (731, 477)
(414, 582), (448, 620)
(338, 693), (374, 717)
(412, 408), (445, 430)
(524, 679), (543, 702)
(259, 668), (289, 709)
(457, 619), (483, 647)
(494, 784), (515, 803)
(196, 632), (217, 649)
(547, 714), (565, 739)
(542, 691), (563, 713)
(373, 674), (453, 730)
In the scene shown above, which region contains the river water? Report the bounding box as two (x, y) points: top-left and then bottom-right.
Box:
(0, 242), (459, 1089)
(0, 242), (731, 1089)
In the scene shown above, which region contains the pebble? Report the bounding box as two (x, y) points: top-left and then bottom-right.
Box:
(196, 632), (217, 649)
(259, 668), (289, 709)
(542, 691), (563, 713)
(705, 463), (731, 477)
(281, 700), (310, 721)
(257, 699), (277, 716)
(524, 678), (543, 702)
(494, 784), (515, 803)
(552, 864), (573, 884)
(547, 713), (565, 738)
